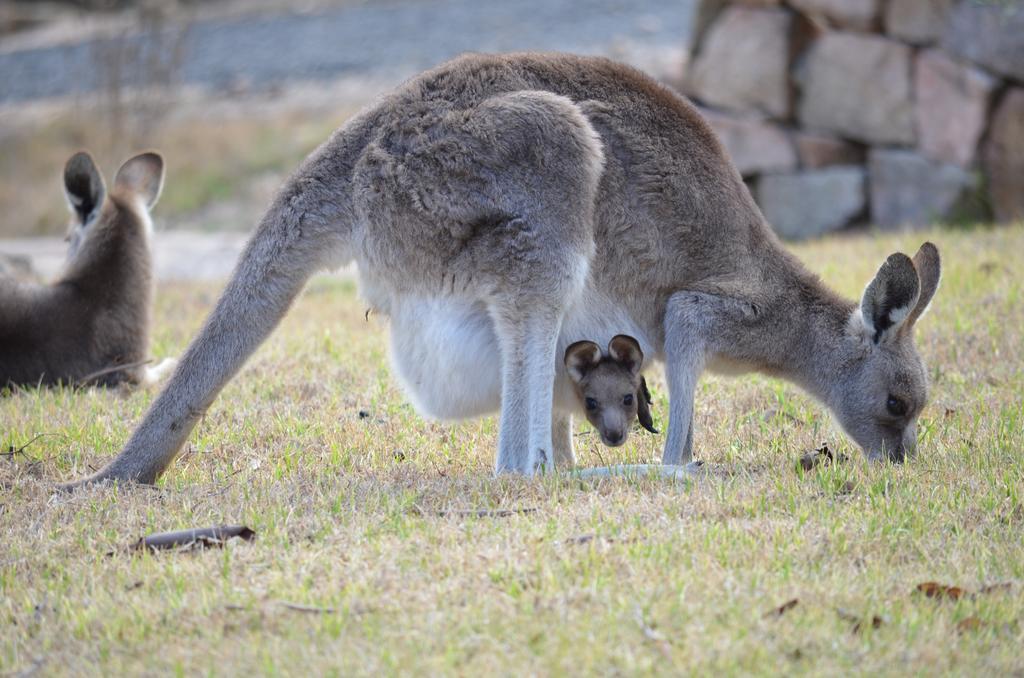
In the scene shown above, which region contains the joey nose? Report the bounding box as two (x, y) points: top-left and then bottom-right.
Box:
(603, 430), (625, 447)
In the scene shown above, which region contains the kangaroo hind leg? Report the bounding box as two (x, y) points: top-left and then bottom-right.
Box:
(460, 91), (603, 475)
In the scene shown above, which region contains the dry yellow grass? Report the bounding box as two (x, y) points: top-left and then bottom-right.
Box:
(2, 225), (1023, 675)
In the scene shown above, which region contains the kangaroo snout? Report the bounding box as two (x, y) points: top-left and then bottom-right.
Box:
(886, 425), (918, 463)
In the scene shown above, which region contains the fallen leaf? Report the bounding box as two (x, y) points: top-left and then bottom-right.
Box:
(797, 443), (847, 472)
(131, 525), (256, 552)
(559, 534), (633, 546)
(563, 534), (597, 545)
(764, 598), (799, 618)
(837, 608), (885, 633)
(956, 616), (985, 633)
(916, 582), (965, 601)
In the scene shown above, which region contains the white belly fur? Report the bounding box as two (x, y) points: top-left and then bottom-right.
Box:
(383, 289), (656, 421)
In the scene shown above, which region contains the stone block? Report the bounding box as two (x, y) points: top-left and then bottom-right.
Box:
(757, 166), (865, 239)
(688, 7), (792, 117)
(915, 49), (996, 167)
(885, 0), (953, 45)
(869, 149), (978, 229)
(983, 88), (1024, 223)
(793, 131), (864, 168)
(797, 32), (914, 145)
(699, 107), (797, 176)
(944, 1), (1024, 82)
(788, 0), (880, 30)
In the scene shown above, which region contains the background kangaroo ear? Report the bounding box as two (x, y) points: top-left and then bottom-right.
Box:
(114, 151), (165, 209)
(905, 242), (941, 329)
(637, 376), (658, 434)
(607, 335), (643, 375)
(860, 252), (921, 343)
(564, 341), (601, 384)
(63, 151), (106, 224)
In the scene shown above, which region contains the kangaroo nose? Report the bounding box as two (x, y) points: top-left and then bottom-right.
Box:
(888, 426), (917, 463)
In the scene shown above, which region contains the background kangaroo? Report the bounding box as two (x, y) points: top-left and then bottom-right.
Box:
(1, 151), (170, 388)
(61, 52), (940, 488)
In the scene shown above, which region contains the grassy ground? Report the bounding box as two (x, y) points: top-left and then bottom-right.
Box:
(2, 225), (1023, 675)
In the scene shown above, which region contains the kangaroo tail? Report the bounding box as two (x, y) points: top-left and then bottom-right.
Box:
(59, 154), (357, 488)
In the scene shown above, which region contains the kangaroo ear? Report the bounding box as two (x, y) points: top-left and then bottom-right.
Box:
(608, 334), (643, 376)
(906, 242), (941, 329)
(637, 376), (658, 434)
(860, 252), (921, 343)
(564, 341), (601, 384)
(114, 151), (164, 209)
(64, 151), (106, 224)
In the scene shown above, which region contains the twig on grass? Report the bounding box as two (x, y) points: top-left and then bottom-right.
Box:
(2, 433), (62, 459)
(763, 598), (799, 618)
(130, 525), (256, 553)
(277, 601), (338, 614)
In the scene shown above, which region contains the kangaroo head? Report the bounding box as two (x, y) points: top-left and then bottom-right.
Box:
(830, 242), (941, 462)
(564, 335), (658, 447)
(63, 151), (165, 262)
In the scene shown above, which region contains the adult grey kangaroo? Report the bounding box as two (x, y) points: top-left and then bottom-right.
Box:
(1, 151), (172, 388)
(60, 53), (940, 488)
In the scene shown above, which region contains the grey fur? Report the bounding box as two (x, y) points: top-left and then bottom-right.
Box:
(1, 151), (166, 388)
(60, 52), (941, 488)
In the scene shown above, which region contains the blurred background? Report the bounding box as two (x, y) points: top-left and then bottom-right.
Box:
(1, 0), (1021, 279)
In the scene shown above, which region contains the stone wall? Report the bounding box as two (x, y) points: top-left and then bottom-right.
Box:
(681, 0), (1024, 238)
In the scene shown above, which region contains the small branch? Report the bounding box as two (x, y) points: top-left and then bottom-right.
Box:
(277, 601), (339, 614)
(2, 433), (62, 458)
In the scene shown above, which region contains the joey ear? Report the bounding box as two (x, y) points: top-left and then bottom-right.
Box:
(607, 334), (643, 375)
(860, 252), (920, 343)
(564, 341), (601, 384)
(906, 242), (941, 328)
(637, 376), (658, 434)
(114, 151), (165, 209)
(64, 151), (105, 223)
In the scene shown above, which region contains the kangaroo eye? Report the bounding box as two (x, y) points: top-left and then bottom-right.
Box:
(886, 395), (908, 417)
(622, 394), (634, 406)
(585, 397), (598, 411)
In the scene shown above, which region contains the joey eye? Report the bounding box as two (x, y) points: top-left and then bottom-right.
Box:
(886, 395), (908, 417)
(585, 397), (598, 411)
(622, 394), (634, 406)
